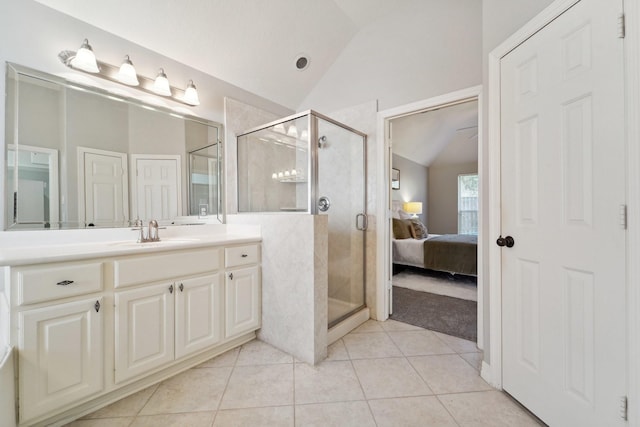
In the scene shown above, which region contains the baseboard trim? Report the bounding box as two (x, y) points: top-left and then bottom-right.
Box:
(481, 360), (501, 389)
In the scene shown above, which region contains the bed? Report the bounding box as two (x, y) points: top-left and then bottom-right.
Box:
(393, 234), (477, 276)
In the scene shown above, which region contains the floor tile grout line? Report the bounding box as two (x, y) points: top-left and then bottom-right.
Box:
(209, 347), (240, 426)
(292, 359), (296, 424)
(434, 394), (464, 427)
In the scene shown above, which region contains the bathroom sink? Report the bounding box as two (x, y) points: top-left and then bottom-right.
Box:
(108, 238), (201, 248)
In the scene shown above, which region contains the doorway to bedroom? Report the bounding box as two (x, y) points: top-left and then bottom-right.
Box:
(388, 97), (479, 344)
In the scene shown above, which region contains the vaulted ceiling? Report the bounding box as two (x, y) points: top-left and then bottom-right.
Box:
(34, 0), (414, 110)
(391, 100), (478, 167)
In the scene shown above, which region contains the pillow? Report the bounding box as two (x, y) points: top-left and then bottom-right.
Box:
(409, 218), (428, 239)
(391, 207), (411, 220)
(392, 218), (415, 239)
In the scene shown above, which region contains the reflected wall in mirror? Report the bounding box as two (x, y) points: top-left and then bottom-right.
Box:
(4, 63), (223, 230)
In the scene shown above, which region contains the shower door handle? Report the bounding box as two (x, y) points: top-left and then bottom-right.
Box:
(356, 213), (368, 231)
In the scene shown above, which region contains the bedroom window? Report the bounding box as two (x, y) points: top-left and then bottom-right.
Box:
(458, 173), (478, 235)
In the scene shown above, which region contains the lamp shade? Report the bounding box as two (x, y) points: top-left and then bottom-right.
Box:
(70, 39), (99, 73)
(116, 55), (139, 86)
(403, 202), (422, 215)
(153, 68), (171, 96)
(183, 80), (200, 106)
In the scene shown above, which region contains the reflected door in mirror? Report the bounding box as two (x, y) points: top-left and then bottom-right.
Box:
(132, 156), (181, 222)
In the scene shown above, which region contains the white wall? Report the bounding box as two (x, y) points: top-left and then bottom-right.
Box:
(428, 162), (477, 234)
(391, 154), (428, 225)
(298, 0), (483, 113)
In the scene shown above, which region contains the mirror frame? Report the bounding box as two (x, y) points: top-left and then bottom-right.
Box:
(5, 62), (225, 230)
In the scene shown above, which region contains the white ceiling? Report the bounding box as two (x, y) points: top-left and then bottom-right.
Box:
(34, 0), (413, 110)
(391, 100), (478, 167)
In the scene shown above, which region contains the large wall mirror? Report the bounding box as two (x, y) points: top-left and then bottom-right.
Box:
(5, 63), (223, 230)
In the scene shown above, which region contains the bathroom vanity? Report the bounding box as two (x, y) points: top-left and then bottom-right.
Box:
(0, 229), (261, 426)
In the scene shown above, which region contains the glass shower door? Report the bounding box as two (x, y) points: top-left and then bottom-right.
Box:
(316, 117), (367, 328)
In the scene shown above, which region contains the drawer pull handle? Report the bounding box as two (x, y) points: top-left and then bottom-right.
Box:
(57, 280), (74, 286)
(169, 284), (174, 294)
(241, 254), (248, 258)
(179, 283), (184, 292)
(229, 273), (233, 280)
(95, 300), (101, 312)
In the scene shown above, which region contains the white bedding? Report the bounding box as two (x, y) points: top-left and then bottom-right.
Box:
(392, 234), (441, 268)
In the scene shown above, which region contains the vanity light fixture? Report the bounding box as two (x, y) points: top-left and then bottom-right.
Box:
(69, 39), (99, 73)
(153, 68), (171, 96)
(58, 38), (202, 107)
(116, 55), (139, 86)
(183, 80), (200, 106)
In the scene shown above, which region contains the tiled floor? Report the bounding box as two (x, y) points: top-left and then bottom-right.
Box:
(66, 319), (544, 427)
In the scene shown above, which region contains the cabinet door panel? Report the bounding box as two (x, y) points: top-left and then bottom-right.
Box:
(115, 283), (174, 383)
(225, 266), (261, 338)
(175, 274), (223, 359)
(19, 297), (103, 422)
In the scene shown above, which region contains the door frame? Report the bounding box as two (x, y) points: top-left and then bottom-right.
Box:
(487, 3), (640, 424)
(376, 85), (483, 350)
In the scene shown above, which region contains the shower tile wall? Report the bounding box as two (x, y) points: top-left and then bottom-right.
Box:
(227, 213), (328, 364)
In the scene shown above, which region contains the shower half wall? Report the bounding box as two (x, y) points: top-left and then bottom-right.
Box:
(237, 111), (368, 329)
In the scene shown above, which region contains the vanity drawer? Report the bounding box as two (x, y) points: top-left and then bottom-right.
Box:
(114, 247), (221, 288)
(16, 261), (103, 305)
(225, 244), (260, 268)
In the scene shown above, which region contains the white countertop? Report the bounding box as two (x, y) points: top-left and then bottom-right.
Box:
(0, 224), (261, 266)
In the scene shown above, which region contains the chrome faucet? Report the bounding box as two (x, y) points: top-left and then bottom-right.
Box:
(131, 219), (162, 243)
(148, 220), (159, 242)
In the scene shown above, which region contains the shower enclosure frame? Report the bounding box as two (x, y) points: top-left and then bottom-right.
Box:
(236, 110), (368, 328)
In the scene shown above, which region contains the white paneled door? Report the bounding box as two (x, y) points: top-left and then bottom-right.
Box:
(82, 149), (128, 227)
(132, 156), (181, 222)
(500, 0), (626, 425)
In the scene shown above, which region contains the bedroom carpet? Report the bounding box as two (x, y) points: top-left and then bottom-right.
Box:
(391, 286), (477, 342)
(393, 267), (477, 301)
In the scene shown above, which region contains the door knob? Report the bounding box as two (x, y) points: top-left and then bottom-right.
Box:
(496, 235), (515, 248)
(505, 236), (515, 248)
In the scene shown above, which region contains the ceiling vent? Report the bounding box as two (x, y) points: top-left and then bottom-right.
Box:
(295, 54), (310, 71)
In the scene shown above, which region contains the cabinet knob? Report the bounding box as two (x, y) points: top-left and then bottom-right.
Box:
(229, 273), (234, 280)
(179, 283), (184, 292)
(95, 300), (101, 312)
(241, 254), (248, 258)
(57, 280), (74, 286)
(169, 284), (174, 294)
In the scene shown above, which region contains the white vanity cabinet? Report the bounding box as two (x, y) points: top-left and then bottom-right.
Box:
(113, 247), (224, 383)
(175, 274), (223, 359)
(114, 281), (175, 383)
(19, 298), (104, 422)
(114, 274), (223, 383)
(11, 261), (105, 423)
(225, 244), (261, 338)
(2, 238), (261, 427)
